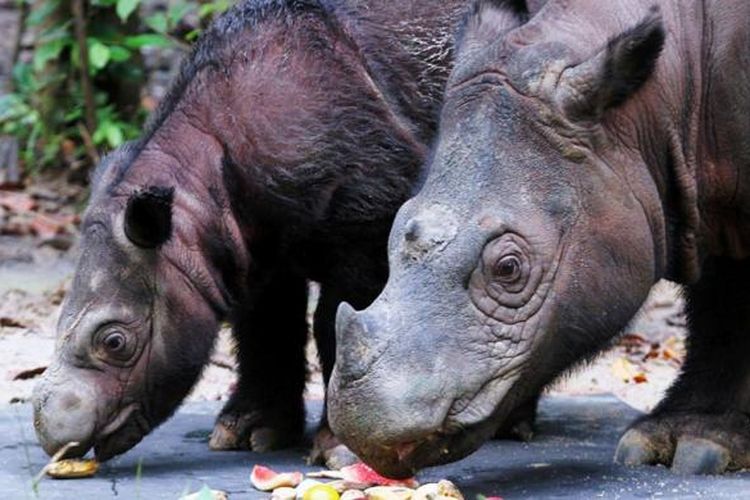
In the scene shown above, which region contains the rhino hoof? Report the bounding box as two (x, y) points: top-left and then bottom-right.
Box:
(208, 419), (247, 450)
(614, 429), (658, 466)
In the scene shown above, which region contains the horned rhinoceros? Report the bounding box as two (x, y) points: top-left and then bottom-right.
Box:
(31, 0), (476, 467)
(330, 0), (750, 476)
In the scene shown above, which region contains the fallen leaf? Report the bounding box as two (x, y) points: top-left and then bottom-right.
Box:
(13, 366), (47, 380)
(611, 357), (638, 382)
(30, 213), (66, 239)
(0, 317), (26, 328)
(0, 191), (36, 213)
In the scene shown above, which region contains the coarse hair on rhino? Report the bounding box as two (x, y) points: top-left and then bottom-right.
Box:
(32, 0), (474, 465)
(330, 0), (750, 477)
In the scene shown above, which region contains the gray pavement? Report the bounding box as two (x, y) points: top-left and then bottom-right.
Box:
(1, 395), (748, 499)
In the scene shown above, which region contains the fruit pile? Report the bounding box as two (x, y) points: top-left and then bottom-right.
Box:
(250, 463), (470, 500)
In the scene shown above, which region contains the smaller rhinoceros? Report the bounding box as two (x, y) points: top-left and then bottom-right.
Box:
(330, 0), (750, 477)
(31, 0), (472, 466)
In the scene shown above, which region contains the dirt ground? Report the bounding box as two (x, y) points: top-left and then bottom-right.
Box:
(0, 181), (686, 417)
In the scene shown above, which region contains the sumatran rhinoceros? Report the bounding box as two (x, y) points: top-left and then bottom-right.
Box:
(330, 0), (750, 477)
(31, 0), (477, 466)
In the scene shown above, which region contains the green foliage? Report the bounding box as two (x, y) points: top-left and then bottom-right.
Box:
(0, 0), (232, 174)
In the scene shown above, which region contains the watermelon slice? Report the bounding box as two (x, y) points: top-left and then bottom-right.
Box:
(307, 462), (418, 488)
(250, 465), (304, 491)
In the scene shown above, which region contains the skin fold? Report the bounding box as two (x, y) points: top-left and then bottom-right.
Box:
(329, 0), (750, 477)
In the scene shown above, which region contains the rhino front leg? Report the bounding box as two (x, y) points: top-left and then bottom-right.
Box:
(616, 257), (750, 474)
(209, 271), (308, 452)
(309, 284), (360, 469)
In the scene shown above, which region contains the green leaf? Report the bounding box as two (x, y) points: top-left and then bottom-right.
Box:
(185, 29), (201, 42)
(116, 0), (140, 22)
(105, 123), (124, 147)
(88, 41), (111, 70)
(145, 12), (168, 34)
(33, 39), (66, 72)
(124, 34), (172, 49)
(198, 0), (229, 19)
(108, 46), (132, 62)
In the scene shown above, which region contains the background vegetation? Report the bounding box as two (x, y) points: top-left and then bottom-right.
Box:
(0, 0), (231, 179)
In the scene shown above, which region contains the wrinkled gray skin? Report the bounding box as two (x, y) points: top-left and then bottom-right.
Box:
(331, 0), (750, 477)
(32, 169), (221, 460)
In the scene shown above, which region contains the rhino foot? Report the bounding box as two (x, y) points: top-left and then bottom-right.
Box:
(615, 411), (750, 474)
(308, 424), (359, 469)
(209, 408), (303, 453)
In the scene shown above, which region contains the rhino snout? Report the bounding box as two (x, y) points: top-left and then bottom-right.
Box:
(32, 371), (98, 458)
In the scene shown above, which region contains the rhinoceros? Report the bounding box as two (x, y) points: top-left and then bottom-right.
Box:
(330, 0), (750, 476)
(31, 0), (474, 467)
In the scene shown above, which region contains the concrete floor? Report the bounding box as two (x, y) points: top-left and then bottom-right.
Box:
(2, 395), (749, 499)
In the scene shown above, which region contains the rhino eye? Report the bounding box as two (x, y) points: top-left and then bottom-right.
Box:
(104, 332), (126, 352)
(495, 255), (522, 283)
(94, 327), (137, 364)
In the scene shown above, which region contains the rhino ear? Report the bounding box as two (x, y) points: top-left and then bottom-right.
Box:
(124, 186), (174, 248)
(556, 8), (665, 122)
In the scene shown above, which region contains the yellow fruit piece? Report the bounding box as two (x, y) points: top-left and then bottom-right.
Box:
(46, 459), (99, 479)
(303, 483), (341, 500)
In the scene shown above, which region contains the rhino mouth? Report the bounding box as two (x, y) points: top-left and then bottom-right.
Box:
(94, 403), (151, 461)
(362, 420), (495, 478)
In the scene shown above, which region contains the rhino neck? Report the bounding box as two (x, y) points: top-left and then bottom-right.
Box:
(622, 1), (750, 284)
